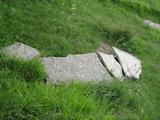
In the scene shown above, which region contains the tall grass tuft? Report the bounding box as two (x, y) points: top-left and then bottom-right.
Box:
(0, 55), (45, 82)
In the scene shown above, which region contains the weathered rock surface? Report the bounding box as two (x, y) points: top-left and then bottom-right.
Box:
(144, 20), (160, 30)
(42, 53), (112, 84)
(0, 42), (40, 60)
(98, 52), (123, 79)
(113, 47), (142, 79)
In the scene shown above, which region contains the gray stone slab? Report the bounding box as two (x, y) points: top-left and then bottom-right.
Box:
(144, 20), (160, 30)
(98, 52), (123, 79)
(42, 53), (112, 84)
(0, 42), (40, 60)
(113, 47), (142, 79)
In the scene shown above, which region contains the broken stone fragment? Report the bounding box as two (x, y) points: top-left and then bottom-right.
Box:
(42, 53), (112, 84)
(97, 52), (123, 79)
(144, 20), (160, 30)
(113, 47), (142, 79)
(0, 42), (40, 60)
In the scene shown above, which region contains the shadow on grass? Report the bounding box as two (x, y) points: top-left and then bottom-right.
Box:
(99, 26), (133, 53)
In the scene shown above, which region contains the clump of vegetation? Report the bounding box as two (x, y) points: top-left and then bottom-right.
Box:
(0, 55), (45, 82)
(101, 28), (133, 52)
(85, 81), (142, 117)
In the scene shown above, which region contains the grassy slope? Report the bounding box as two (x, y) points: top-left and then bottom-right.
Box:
(0, 0), (160, 120)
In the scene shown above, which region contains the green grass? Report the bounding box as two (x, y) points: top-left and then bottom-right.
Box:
(0, 0), (160, 120)
(0, 55), (45, 82)
(111, 0), (160, 22)
(0, 69), (114, 119)
(114, 0), (160, 13)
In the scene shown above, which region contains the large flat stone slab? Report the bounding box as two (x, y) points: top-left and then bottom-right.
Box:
(42, 53), (112, 84)
(113, 47), (142, 79)
(144, 20), (160, 30)
(98, 52), (123, 79)
(0, 42), (40, 60)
